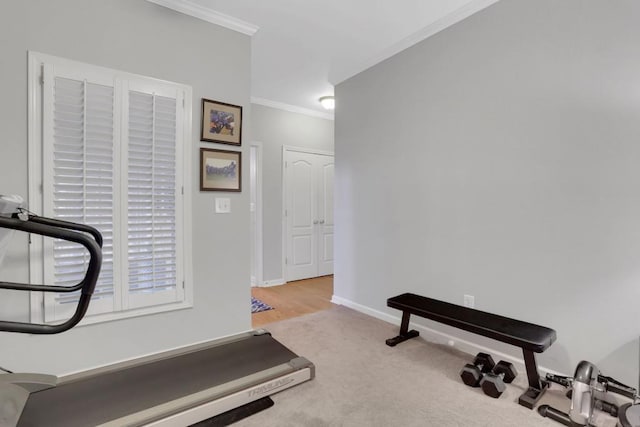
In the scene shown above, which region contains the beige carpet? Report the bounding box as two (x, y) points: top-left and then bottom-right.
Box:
(237, 305), (619, 427)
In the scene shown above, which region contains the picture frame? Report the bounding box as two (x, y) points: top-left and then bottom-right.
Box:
(200, 98), (243, 146)
(200, 148), (242, 192)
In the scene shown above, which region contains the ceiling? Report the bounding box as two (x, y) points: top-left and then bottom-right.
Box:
(149, 0), (499, 118)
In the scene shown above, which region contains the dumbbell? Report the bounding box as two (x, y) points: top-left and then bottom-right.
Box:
(480, 360), (518, 398)
(460, 353), (495, 387)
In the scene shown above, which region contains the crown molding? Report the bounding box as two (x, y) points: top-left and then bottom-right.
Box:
(147, 0), (259, 36)
(251, 97), (334, 121)
(329, 0), (501, 84)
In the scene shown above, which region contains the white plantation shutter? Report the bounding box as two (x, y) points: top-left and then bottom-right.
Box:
(44, 75), (116, 321)
(35, 53), (190, 324)
(127, 90), (181, 308)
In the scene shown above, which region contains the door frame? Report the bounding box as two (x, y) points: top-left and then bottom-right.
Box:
(282, 145), (334, 283)
(250, 142), (264, 287)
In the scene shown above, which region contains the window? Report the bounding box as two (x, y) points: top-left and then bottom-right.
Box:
(28, 52), (193, 325)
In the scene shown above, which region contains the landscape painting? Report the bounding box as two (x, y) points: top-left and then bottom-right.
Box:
(200, 148), (241, 192)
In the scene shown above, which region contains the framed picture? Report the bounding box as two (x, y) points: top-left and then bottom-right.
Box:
(200, 98), (243, 146)
(200, 148), (242, 192)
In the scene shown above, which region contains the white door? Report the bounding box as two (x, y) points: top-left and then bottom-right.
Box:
(285, 149), (334, 281)
(286, 151), (317, 281)
(317, 157), (334, 276)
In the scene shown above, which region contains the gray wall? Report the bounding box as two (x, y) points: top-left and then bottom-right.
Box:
(335, 0), (640, 385)
(251, 104), (334, 282)
(0, 0), (251, 375)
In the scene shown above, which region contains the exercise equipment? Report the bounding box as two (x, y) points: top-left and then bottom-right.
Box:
(618, 403), (640, 427)
(18, 332), (314, 427)
(0, 195), (315, 426)
(480, 360), (518, 398)
(539, 360), (640, 427)
(0, 197), (103, 335)
(460, 353), (495, 387)
(0, 196), (103, 425)
(386, 292), (556, 408)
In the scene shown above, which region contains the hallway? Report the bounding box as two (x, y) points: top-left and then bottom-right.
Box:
(251, 276), (334, 327)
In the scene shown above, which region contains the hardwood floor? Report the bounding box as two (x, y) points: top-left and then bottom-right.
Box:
(251, 275), (335, 327)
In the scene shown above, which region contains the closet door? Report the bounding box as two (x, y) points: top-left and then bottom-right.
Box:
(285, 150), (334, 281)
(316, 157), (334, 276)
(286, 151), (318, 281)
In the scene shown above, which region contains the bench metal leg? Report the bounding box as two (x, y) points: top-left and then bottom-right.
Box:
(518, 349), (549, 409)
(385, 311), (419, 347)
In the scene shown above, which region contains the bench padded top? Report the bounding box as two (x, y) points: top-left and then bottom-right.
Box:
(387, 293), (556, 353)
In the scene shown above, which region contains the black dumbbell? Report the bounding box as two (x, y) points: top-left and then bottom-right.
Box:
(480, 360), (518, 398)
(460, 353), (495, 387)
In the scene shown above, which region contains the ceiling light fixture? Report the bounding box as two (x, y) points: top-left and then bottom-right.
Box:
(319, 96), (335, 110)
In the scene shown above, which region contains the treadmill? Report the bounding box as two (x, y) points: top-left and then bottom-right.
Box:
(0, 195), (314, 426)
(18, 332), (314, 427)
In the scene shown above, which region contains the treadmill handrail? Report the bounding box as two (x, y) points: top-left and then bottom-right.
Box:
(0, 215), (102, 334)
(25, 214), (103, 248)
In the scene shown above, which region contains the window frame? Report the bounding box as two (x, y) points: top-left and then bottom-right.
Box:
(27, 51), (194, 327)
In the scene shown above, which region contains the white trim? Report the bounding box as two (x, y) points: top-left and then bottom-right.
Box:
(28, 52), (44, 318)
(181, 87), (195, 309)
(282, 145), (334, 157)
(146, 0), (259, 36)
(249, 142), (264, 287)
(29, 52), (192, 93)
(330, 294), (565, 378)
(260, 279), (286, 288)
(281, 147), (287, 283)
(329, 0), (502, 84)
(63, 301), (193, 328)
(251, 97), (334, 121)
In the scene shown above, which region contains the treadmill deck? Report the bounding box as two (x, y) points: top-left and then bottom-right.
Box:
(19, 333), (307, 427)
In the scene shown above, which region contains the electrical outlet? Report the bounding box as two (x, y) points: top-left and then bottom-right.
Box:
(463, 294), (475, 308)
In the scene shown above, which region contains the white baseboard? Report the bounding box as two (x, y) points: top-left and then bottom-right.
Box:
(330, 295), (563, 378)
(259, 279), (286, 287)
(331, 295), (399, 324)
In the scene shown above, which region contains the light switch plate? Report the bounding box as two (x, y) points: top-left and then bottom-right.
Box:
(215, 198), (231, 213)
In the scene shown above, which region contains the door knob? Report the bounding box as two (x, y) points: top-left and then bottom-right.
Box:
(313, 220), (319, 224)
(319, 220), (325, 224)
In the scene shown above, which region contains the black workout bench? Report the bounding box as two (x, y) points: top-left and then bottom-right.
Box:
(386, 293), (556, 409)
